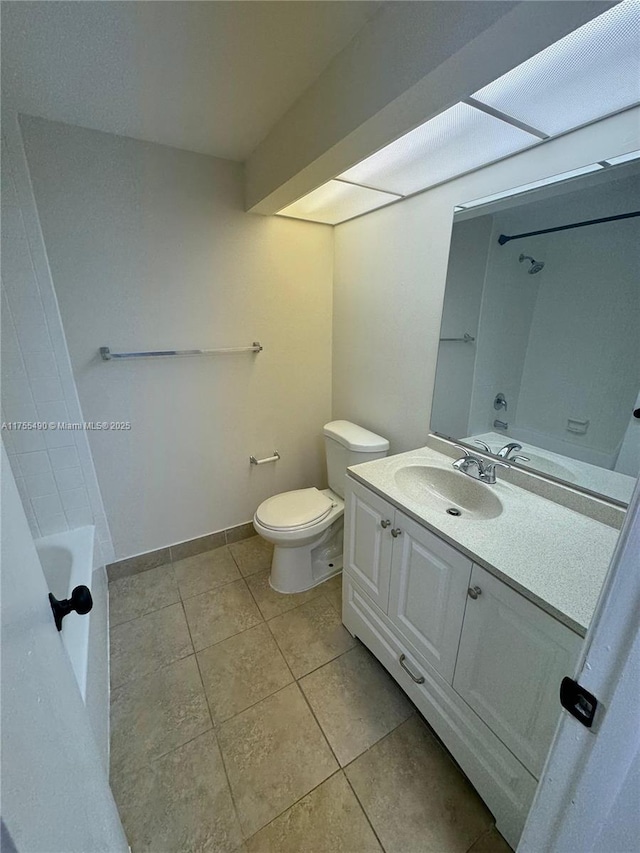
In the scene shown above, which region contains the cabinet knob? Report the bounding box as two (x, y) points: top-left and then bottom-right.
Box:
(391, 528), (402, 538)
(467, 586), (482, 600)
(380, 519), (391, 529)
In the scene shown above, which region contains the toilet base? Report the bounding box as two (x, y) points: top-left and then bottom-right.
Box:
(269, 518), (344, 594)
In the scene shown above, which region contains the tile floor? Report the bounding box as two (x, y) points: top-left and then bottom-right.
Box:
(109, 536), (513, 853)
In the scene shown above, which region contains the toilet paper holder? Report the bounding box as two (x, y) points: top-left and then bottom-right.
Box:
(249, 451), (281, 465)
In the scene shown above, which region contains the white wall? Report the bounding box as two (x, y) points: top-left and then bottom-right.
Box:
(20, 117), (334, 561)
(1, 111), (114, 566)
(332, 108), (640, 454)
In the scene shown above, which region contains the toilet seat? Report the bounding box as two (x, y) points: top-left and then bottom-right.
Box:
(256, 488), (334, 531)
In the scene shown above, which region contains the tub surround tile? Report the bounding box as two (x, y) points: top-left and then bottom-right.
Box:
(300, 644), (414, 766)
(217, 682), (338, 839)
(173, 546), (240, 600)
(228, 535), (273, 577)
(108, 563), (179, 627)
(225, 522), (256, 545)
(198, 623), (293, 724)
(345, 716), (493, 853)
(246, 569), (324, 621)
(111, 730), (242, 853)
(170, 531), (227, 562)
(267, 596), (356, 679)
(183, 579), (263, 652)
(110, 602), (193, 689)
(245, 771), (382, 853)
(107, 547), (172, 582)
(110, 655), (211, 778)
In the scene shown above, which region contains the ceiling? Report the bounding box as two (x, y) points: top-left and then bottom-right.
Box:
(1, 1), (383, 161)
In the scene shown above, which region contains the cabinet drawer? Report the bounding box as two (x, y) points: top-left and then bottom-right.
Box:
(343, 573), (537, 850)
(388, 511), (472, 683)
(454, 564), (582, 778)
(344, 478), (393, 611)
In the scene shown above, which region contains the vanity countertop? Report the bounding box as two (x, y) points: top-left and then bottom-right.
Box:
(347, 446), (621, 636)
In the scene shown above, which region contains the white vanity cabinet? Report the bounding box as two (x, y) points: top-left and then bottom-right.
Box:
(453, 564), (582, 778)
(345, 478), (472, 681)
(342, 474), (582, 848)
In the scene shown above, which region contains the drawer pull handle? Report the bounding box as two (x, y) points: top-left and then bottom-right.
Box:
(468, 586), (482, 600)
(380, 519), (391, 529)
(391, 528), (402, 538)
(399, 653), (425, 684)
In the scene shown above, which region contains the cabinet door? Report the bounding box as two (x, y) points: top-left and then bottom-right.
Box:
(388, 511), (472, 683)
(453, 564), (582, 778)
(344, 478), (394, 612)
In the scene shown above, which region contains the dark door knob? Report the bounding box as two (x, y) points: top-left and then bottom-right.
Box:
(49, 585), (93, 631)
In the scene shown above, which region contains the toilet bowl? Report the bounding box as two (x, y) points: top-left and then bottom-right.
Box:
(253, 421), (389, 594)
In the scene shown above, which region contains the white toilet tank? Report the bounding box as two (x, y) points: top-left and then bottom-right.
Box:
(323, 421), (390, 498)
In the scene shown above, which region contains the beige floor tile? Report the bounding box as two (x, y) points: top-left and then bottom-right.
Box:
(300, 644), (413, 766)
(110, 655), (211, 777)
(245, 771), (382, 853)
(268, 596), (356, 679)
(345, 716), (493, 853)
(183, 580), (263, 652)
(110, 602), (193, 689)
(109, 564), (178, 627)
(467, 826), (514, 853)
(198, 623), (293, 723)
(111, 730), (242, 853)
(173, 546), (240, 600)
(319, 572), (343, 613)
(228, 536), (273, 577)
(218, 683), (338, 838)
(245, 569), (324, 620)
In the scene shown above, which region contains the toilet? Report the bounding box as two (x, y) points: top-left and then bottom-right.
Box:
(253, 420), (390, 594)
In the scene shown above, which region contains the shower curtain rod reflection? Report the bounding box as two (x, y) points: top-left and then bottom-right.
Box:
(498, 210), (640, 245)
(99, 342), (262, 360)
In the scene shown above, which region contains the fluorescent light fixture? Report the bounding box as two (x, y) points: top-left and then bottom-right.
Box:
(456, 163), (604, 210)
(604, 149), (640, 166)
(473, 0), (640, 137)
(338, 103), (539, 196)
(276, 180), (399, 225)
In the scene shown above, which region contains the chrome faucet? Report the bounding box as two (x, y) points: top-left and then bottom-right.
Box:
(497, 442), (530, 462)
(452, 446), (510, 485)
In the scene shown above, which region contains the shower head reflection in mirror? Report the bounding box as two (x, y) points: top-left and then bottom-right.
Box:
(519, 253), (545, 274)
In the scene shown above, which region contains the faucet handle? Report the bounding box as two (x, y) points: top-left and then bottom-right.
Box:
(511, 454), (530, 463)
(453, 444), (471, 457)
(491, 459), (510, 470)
(473, 440), (492, 453)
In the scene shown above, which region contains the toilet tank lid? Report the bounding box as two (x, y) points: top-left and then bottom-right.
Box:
(323, 421), (389, 452)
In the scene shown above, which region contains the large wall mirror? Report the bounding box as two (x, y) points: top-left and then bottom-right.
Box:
(431, 155), (640, 506)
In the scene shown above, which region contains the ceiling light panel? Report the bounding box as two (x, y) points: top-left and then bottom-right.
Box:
(604, 149), (640, 165)
(337, 103), (539, 196)
(276, 180), (398, 225)
(457, 163), (604, 209)
(473, 0), (640, 137)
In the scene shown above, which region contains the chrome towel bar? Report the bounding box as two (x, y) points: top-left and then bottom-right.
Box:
(99, 342), (262, 361)
(438, 333), (475, 343)
(250, 451), (280, 466)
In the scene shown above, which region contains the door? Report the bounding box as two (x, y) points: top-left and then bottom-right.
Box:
(0, 445), (128, 852)
(388, 511), (472, 682)
(453, 564), (582, 778)
(344, 478), (394, 611)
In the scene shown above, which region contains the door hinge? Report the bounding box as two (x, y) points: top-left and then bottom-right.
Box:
(560, 677), (599, 729)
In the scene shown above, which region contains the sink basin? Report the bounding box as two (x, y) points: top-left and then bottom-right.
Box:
(394, 465), (503, 519)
